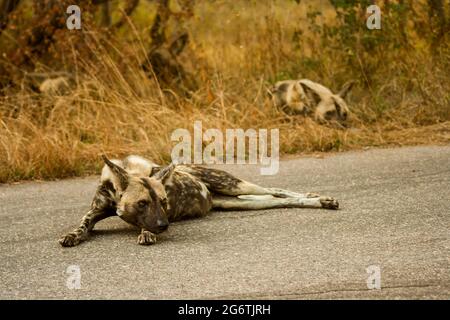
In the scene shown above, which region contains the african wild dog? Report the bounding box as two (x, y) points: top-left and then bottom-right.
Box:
(59, 155), (339, 247)
(270, 79), (354, 125)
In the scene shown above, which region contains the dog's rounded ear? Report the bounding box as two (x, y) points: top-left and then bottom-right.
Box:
(169, 32), (189, 56)
(101, 155), (129, 191)
(150, 166), (161, 177)
(154, 163), (176, 184)
(338, 81), (355, 99)
(299, 81), (322, 106)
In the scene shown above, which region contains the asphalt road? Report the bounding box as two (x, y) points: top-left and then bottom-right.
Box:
(1, 146), (449, 299)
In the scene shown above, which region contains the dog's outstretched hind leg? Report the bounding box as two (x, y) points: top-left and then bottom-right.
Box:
(212, 194), (339, 210)
(263, 188), (320, 198)
(179, 166), (336, 199)
(182, 166), (318, 198)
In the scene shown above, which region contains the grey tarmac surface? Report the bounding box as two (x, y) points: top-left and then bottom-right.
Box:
(0, 146), (449, 299)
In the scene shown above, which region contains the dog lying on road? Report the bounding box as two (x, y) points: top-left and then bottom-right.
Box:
(59, 155), (339, 247)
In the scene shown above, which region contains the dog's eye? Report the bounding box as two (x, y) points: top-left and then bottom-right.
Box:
(137, 200), (149, 208)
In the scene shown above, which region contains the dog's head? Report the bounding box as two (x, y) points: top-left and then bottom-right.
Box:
(102, 155), (173, 234)
(269, 80), (308, 113)
(299, 80), (355, 124)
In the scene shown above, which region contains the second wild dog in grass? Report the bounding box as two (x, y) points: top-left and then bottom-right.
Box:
(59, 155), (339, 247)
(270, 79), (354, 125)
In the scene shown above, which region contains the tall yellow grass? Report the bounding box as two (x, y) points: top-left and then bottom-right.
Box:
(0, 1), (449, 183)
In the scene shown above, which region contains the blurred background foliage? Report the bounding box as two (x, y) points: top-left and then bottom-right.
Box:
(0, 0), (448, 182)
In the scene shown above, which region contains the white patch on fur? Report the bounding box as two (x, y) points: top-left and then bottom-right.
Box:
(124, 155), (156, 176)
(199, 182), (209, 199)
(100, 159), (124, 191)
(238, 195), (275, 200)
(296, 197), (321, 207)
(298, 79), (334, 98)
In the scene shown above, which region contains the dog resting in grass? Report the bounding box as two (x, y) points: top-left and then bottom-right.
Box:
(59, 155), (339, 247)
(270, 79), (354, 125)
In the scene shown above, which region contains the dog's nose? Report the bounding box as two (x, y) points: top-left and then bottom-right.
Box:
(157, 219), (169, 231)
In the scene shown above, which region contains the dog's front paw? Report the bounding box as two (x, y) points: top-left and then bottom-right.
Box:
(320, 197), (339, 210)
(59, 233), (80, 247)
(137, 231), (157, 245)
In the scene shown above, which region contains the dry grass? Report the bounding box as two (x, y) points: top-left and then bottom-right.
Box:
(0, 1), (449, 183)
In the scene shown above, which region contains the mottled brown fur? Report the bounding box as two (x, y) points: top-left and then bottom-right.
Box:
(270, 79), (354, 125)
